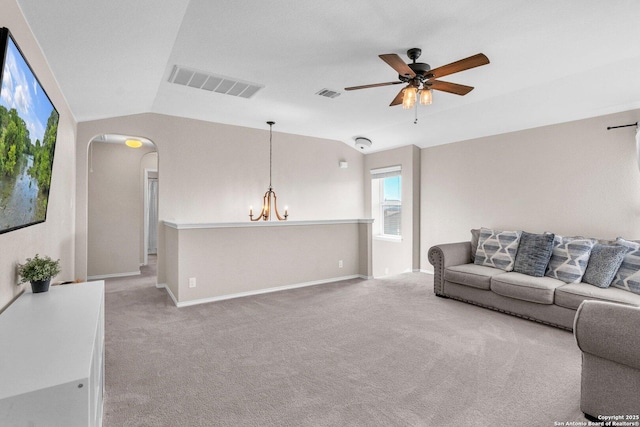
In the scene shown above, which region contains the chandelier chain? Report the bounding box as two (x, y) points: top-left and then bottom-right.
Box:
(269, 122), (273, 188)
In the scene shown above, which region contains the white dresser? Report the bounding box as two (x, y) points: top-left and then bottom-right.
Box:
(0, 281), (105, 427)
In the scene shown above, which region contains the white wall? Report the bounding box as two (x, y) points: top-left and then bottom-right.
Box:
(76, 114), (365, 283)
(421, 108), (640, 272)
(0, 0), (77, 310)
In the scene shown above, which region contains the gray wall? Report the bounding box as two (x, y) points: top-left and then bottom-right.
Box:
(364, 145), (420, 277)
(421, 108), (640, 271)
(0, 0), (77, 310)
(87, 141), (156, 278)
(76, 114), (366, 283)
(164, 221), (371, 304)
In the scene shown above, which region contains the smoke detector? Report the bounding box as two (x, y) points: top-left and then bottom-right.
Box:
(354, 137), (372, 150)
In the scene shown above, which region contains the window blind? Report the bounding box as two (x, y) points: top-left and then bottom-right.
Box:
(370, 165), (401, 179)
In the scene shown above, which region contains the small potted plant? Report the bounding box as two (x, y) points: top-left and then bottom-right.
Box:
(17, 254), (61, 293)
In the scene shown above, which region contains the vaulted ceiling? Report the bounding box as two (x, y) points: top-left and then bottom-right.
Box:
(15, 0), (640, 151)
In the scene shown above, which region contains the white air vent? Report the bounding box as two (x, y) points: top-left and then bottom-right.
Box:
(168, 65), (264, 99)
(316, 88), (341, 99)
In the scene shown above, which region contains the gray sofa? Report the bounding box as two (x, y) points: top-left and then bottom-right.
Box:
(574, 301), (640, 419)
(428, 240), (640, 330)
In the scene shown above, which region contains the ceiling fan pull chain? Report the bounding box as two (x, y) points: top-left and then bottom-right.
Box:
(414, 101), (418, 124)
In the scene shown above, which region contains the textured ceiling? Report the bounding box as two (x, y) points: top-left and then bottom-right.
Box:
(15, 0), (640, 151)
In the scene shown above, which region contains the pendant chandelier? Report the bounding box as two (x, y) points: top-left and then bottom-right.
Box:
(249, 121), (288, 221)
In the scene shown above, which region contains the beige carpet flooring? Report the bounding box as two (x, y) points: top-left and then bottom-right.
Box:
(103, 260), (587, 426)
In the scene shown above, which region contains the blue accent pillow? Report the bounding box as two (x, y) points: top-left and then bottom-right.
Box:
(513, 232), (555, 277)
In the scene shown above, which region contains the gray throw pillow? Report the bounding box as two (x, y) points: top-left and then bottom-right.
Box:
(470, 228), (480, 262)
(583, 244), (627, 288)
(513, 231), (555, 277)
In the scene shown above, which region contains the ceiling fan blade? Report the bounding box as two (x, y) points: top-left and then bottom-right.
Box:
(344, 81), (403, 91)
(379, 54), (416, 78)
(428, 53), (489, 79)
(389, 87), (406, 106)
(429, 80), (474, 96)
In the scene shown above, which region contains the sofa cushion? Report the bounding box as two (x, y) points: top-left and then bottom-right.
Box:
(513, 231), (555, 277)
(444, 264), (506, 290)
(583, 244), (627, 288)
(545, 235), (596, 284)
(555, 282), (640, 310)
(611, 238), (640, 295)
(474, 228), (522, 272)
(490, 272), (565, 304)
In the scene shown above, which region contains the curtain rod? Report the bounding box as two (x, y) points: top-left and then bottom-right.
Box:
(607, 122), (638, 130)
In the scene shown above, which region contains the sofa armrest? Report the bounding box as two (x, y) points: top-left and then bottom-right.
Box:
(574, 300), (640, 370)
(428, 242), (472, 296)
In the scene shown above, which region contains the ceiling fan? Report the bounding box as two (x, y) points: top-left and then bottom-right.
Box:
(345, 48), (489, 109)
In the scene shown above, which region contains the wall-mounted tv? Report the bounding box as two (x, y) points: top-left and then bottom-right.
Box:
(0, 27), (59, 234)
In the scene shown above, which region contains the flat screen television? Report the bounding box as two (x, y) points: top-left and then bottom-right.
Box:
(0, 27), (59, 234)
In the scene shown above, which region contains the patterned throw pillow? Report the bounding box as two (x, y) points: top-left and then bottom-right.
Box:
(611, 238), (640, 295)
(513, 231), (555, 277)
(583, 244), (627, 288)
(474, 228), (522, 271)
(545, 235), (596, 283)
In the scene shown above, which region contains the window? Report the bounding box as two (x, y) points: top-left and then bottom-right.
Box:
(371, 166), (401, 238)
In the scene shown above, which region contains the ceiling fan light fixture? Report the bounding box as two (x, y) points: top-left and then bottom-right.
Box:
(402, 86), (417, 109)
(419, 88), (432, 105)
(344, 50), (489, 111)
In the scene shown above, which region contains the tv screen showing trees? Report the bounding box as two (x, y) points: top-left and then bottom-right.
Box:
(0, 28), (59, 234)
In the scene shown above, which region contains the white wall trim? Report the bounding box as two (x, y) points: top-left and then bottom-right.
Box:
(156, 283), (179, 306)
(87, 271), (141, 280)
(370, 165), (402, 177)
(161, 275), (369, 308)
(143, 168), (157, 267)
(373, 235), (403, 243)
(164, 218), (374, 230)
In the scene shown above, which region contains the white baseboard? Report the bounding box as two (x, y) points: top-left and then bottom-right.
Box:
(156, 283), (179, 306)
(87, 271), (141, 280)
(160, 275), (368, 308)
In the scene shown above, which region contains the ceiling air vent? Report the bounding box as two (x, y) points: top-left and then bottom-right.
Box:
(168, 65), (264, 99)
(315, 88), (341, 99)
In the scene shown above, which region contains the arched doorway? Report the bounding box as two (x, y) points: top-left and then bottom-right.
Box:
(86, 134), (158, 281)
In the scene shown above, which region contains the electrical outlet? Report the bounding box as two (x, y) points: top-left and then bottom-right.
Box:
(188, 277), (196, 288)
(338, 260), (343, 268)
